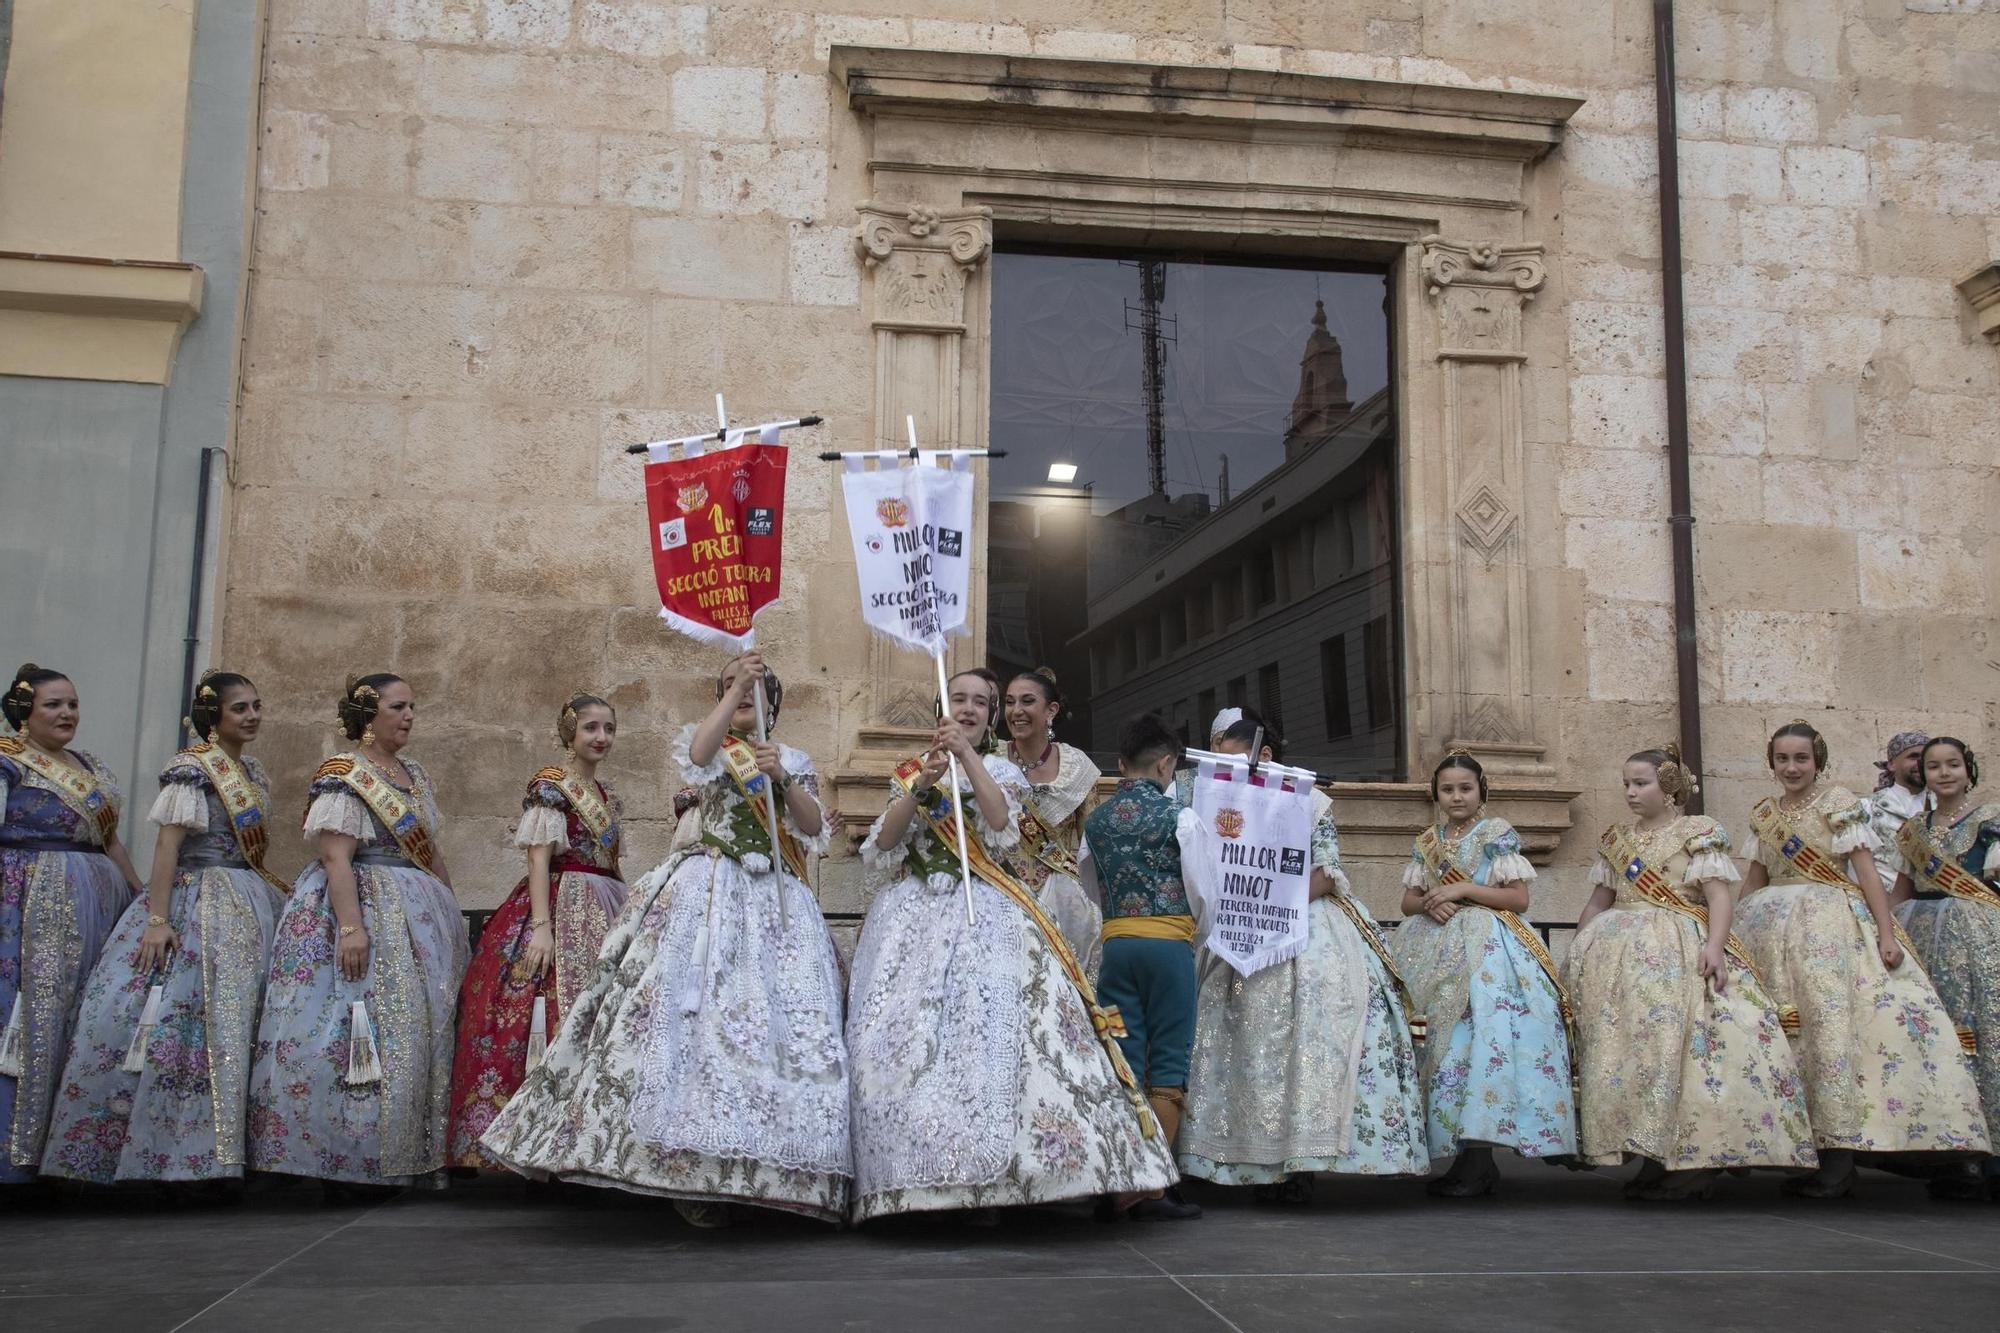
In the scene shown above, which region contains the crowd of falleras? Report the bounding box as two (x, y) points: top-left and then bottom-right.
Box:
(3, 650), (1999, 1226)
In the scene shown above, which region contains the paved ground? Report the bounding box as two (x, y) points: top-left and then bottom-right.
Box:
(5, 1158), (1999, 1332)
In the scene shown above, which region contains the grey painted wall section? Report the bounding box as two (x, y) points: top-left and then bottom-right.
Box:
(0, 1), (263, 854)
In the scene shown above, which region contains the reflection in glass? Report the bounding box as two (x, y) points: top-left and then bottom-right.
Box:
(988, 250), (1402, 781)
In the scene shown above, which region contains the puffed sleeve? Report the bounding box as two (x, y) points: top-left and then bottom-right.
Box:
(515, 779), (569, 849)
(1590, 853), (1613, 890)
(1825, 795), (1874, 857)
(1683, 820), (1740, 886)
(1402, 846), (1428, 891)
(302, 774), (369, 842)
(974, 753), (1027, 856)
(776, 744), (833, 857)
(858, 805), (909, 872)
(1981, 820), (2000, 879)
(148, 761), (211, 832)
(1481, 823), (1537, 886)
(1311, 813), (1352, 895)
(672, 722), (727, 786)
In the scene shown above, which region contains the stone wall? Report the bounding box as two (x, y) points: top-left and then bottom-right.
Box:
(229, 0), (2000, 923)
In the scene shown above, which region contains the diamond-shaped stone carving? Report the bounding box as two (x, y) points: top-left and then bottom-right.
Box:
(1456, 481), (1518, 558)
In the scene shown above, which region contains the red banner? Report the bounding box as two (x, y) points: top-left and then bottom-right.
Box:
(644, 439), (787, 648)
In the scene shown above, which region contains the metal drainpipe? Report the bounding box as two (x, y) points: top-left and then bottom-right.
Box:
(1653, 0), (1704, 812)
(176, 446), (222, 741)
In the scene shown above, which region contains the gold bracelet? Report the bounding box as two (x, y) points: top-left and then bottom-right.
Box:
(338, 924), (363, 938)
(147, 915), (168, 928)
(531, 917), (552, 928)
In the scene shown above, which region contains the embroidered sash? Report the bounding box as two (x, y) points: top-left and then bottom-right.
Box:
(716, 735), (811, 883)
(892, 755), (1158, 1138)
(310, 755), (439, 875)
(185, 744), (289, 894)
(1896, 816), (2000, 912)
(1748, 797), (1914, 951)
(1600, 824), (1796, 1031)
(1016, 805), (1081, 882)
(532, 766), (618, 863)
(0, 736), (116, 845)
(1414, 827), (1577, 1079)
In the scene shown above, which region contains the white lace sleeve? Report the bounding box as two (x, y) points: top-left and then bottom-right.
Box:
(303, 790), (369, 842)
(1590, 854), (1613, 890)
(148, 770), (210, 832)
(1176, 807), (1216, 939)
(777, 744), (833, 856)
(1684, 850), (1741, 886)
(1487, 853), (1537, 885)
(514, 804), (568, 849)
(974, 753), (1026, 856)
(1401, 857), (1427, 891)
(858, 807), (911, 871)
(672, 722), (727, 786)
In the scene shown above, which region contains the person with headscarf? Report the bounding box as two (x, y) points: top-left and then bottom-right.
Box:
(1866, 729), (1930, 881)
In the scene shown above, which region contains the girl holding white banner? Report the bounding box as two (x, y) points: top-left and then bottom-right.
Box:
(1389, 752), (1577, 1198)
(480, 652), (850, 1227)
(847, 691), (1176, 1222)
(1178, 715), (1429, 1200)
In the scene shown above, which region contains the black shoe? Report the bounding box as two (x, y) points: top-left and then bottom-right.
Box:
(1128, 1189), (1202, 1221)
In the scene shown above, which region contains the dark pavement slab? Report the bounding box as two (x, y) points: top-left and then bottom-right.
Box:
(4, 1159), (1998, 1332)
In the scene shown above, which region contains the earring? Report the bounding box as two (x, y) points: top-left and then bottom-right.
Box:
(360, 724), (375, 748)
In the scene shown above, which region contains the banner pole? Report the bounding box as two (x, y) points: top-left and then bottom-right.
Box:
(932, 649), (978, 926)
(752, 670), (790, 932)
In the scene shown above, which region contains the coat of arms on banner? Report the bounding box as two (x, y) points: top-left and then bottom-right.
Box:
(730, 471), (752, 504)
(675, 481), (709, 513)
(1214, 807), (1245, 839)
(877, 497), (911, 528)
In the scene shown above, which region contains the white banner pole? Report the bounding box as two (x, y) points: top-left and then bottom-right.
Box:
(932, 649), (978, 926)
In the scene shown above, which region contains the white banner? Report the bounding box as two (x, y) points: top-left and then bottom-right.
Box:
(1188, 759), (1314, 977)
(840, 457), (974, 655)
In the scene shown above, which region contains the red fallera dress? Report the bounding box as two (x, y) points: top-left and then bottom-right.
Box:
(447, 772), (627, 1168)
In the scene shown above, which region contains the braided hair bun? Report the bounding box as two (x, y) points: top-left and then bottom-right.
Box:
(3, 663), (68, 732)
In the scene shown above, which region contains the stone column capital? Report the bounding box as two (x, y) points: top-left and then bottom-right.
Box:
(1419, 235), (1547, 300)
(853, 200), (993, 271)
(1958, 261), (2000, 344)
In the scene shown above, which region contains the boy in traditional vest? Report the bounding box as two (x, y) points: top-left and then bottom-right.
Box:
(1083, 714), (1201, 1220)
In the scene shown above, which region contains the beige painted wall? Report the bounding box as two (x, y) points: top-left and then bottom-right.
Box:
(0, 0), (197, 261)
(223, 1), (2000, 922)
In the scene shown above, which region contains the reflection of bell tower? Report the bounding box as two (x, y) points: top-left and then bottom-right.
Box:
(1284, 299), (1352, 461)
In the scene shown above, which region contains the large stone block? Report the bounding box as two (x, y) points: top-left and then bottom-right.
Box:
(1859, 531), (1985, 610)
(259, 193), (474, 283)
(646, 298), (729, 402)
(1740, 205), (1861, 271)
(483, 290), (650, 399)
(908, 19), (1032, 55)
(670, 66), (768, 140)
(632, 215), (787, 298)
(1694, 522), (1859, 610)
(1761, 458), (1907, 531)
(469, 203), (629, 289)
(1561, 130), (1658, 188)
(404, 400), (597, 496)
(1690, 454), (1765, 524)
(260, 110), (332, 193)
(1677, 6), (1778, 83)
(695, 144), (829, 218)
(1584, 600), (1675, 702)
(1717, 609), (1839, 704)
(599, 134), (685, 211)
(415, 120), (532, 202)
(1557, 444), (1667, 517)
(241, 277), (324, 392)
(811, 14), (911, 63)
(367, 0), (477, 44)
(1677, 139), (1784, 201)
(1568, 374), (1667, 452)
(321, 283), (484, 394)
(788, 221), (859, 306)
(236, 392), (404, 489)
(1783, 144), (1870, 206)
(1683, 305), (1799, 380)
(1031, 30), (1141, 60)
(265, 36), (422, 118)
(1424, 4), (1615, 72)
(327, 114), (415, 194)
(1836, 612), (1928, 711)
(1689, 378), (1765, 455)
(1565, 517), (1674, 603)
(1723, 85), (1821, 142)
(528, 127), (600, 205)
(1567, 301), (1665, 376)
(417, 47), (671, 131)
(480, 0), (571, 49)
(579, 1), (708, 59)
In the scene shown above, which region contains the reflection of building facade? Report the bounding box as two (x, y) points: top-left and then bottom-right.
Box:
(1079, 302), (1398, 778)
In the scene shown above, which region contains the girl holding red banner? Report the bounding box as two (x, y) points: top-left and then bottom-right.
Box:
(247, 674), (469, 1199)
(1, 664), (143, 1189)
(1887, 737), (2000, 1200)
(846, 681), (1176, 1223)
(1561, 745), (1815, 1200)
(447, 693), (629, 1170)
(1733, 722), (1986, 1199)
(480, 652), (850, 1227)
(42, 672), (289, 1192)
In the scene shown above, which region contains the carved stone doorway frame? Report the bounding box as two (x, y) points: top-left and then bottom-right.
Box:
(829, 48), (1584, 878)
